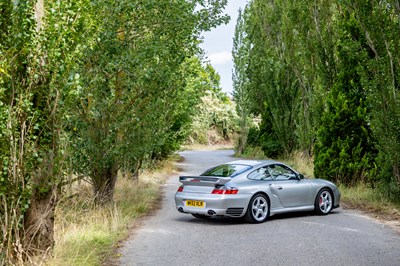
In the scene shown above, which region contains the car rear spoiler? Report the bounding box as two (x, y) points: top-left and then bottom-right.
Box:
(179, 176), (231, 186)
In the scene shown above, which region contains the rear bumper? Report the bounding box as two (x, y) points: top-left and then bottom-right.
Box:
(174, 192), (250, 217)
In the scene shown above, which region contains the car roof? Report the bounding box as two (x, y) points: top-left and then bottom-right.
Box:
(226, 160), (278, 168)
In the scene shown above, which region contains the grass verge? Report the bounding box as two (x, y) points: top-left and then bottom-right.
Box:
(339, 184), (400, 221)
(44, 159), (176, 266)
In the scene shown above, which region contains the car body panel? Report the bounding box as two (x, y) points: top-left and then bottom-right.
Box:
(174, 160), (341, 220)
(270, 179), (314, 207)
(175, 192), (250, 216)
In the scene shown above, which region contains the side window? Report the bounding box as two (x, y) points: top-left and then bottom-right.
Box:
(248, 167), (272, 181)
(267, 164), (297, 181)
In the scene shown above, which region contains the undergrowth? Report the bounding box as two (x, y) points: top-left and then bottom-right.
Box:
(43, 160), (175, 266)
(339, 184), (400, 217)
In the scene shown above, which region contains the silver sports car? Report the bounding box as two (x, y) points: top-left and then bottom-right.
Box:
(174, 160), (340, 223)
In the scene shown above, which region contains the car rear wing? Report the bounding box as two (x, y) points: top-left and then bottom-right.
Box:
(179, 176), (231, 186)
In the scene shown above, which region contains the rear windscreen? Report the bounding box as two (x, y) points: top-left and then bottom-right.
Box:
(200, 164), (252, 177)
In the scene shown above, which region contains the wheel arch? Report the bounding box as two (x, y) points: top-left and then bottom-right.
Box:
(252, 191), (271, 212)
(314, 186), (334, 214)
(244, 191), (271, 223)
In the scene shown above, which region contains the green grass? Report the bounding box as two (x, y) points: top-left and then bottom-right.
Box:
(339, 184), (400, 216)
(44, 160), (175, 266)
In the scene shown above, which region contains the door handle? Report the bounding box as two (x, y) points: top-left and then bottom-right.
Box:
(277, 186), (283, 190)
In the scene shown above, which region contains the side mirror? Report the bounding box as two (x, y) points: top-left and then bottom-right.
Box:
(299, 174), (305, 180)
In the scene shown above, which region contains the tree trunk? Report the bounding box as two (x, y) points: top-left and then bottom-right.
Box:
(237, 113), (249, 155)
(23, 153), (58, 256)
(93, 164), (118, 205)
(23, 190), (56, 254)
(131, 159), (142, 182)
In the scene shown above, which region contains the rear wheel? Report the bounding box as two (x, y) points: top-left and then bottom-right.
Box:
(315, 188), (333, 215)
(245, 193), (269, 223)
(191, 214), (209, 219)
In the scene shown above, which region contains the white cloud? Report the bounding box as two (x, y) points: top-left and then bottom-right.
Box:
(207, 51), (232, 66)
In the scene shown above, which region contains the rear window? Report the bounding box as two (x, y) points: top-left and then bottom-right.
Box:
(200, 164), (252, 178)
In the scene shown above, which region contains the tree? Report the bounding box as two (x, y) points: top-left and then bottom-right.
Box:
(346, 0), (400, 197)
(243, 0), (300, 157)
(233, 7), (251, 154)
(0, 0), (230, 262)
(0, 0), (92, 262)
(233, 0), (400, 197)
(314, 4), (377, 184)
(68, 0), (229, 204)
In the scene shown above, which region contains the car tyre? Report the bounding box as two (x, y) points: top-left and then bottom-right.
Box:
(192, 214), (210, 219)
(244, 193), (269, 223)
(315, 188), (333, 215)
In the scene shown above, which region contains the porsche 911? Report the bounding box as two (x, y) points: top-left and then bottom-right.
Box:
(174, 160), (340, 223)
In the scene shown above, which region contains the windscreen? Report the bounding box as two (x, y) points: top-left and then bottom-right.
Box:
(200, 164), (252, 178)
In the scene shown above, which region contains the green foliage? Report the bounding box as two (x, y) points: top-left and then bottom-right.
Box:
(151, 57), (209, 159)
(238, 0), (301, 157)
(314, 8), (377, 184)
(1, 0), (94, 262)
(234, 0), (400, 198)
(0, 0), (230, 262)
(347, 0), (400, 197)
(190, 90), (238, 145)
(66, 0), (229, 203)
(1, 0), (49, 261)
(246, 119), (283, 158)
(314, 93), (376, 184)
(233, 7), (251, 154)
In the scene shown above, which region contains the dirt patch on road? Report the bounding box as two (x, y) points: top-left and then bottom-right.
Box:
(342, 201), (400, 233)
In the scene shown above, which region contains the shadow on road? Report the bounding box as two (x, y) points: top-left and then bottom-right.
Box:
(174, 209), (342, 226)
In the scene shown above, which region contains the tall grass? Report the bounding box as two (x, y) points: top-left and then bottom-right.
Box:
(1, 196), (25, 265)
(43, 160), (175, 266)
(339, 184), (400, 215)
(278, 151), (314, 178)
(238, 146), (267, 160)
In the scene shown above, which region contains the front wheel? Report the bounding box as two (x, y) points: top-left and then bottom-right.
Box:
(315, 188), (333, 215)
(244, 193), (269, 223)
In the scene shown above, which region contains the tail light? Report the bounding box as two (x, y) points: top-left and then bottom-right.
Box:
(212, 186), (238, 195)
(177, 186), (184, 192)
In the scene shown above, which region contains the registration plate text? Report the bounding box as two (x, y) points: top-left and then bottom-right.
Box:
(185, 200), (205, 208)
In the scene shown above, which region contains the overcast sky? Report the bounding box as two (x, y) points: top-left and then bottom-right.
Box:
(200, 0), (248, 95)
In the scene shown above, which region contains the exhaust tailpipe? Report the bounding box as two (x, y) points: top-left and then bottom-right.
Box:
(207, 210), (216, 216)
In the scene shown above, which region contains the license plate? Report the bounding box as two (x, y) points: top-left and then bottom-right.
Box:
(185, 200), (205, 208)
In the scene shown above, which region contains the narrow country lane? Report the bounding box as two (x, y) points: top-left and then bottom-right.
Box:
(118, 150), (400, 266)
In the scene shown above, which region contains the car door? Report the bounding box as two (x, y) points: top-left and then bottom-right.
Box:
(246, 166), (285, 210)
(267, 164), (313, 208)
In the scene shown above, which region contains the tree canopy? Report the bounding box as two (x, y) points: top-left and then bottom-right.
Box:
(0, 0), (229, 263)
(233, 0), (400, 197)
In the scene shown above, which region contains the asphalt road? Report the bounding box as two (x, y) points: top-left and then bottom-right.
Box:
(119, 150), (400, 266)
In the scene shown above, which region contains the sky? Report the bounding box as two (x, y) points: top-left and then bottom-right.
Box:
(200, 0), (248, 95)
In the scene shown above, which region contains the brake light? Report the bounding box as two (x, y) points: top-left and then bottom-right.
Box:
(177, 186), (184, 192)
(211, 187), (238, 195)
